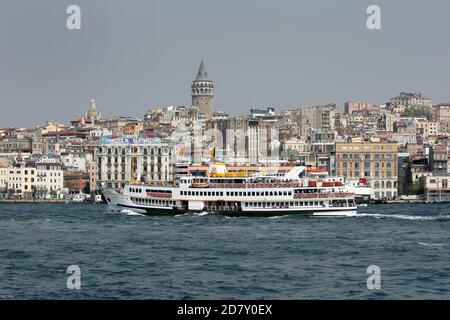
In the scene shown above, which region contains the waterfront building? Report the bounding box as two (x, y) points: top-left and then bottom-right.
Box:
(191, 60), (214, 119)
(35, 160), (64, 198)
(0, 159), (8, 192)
(96, 136), (174, 190)
(335, 139), (398, 199)
(6, 159), (63, 199)
(422, 175), (450, 202)
(63, 171), (90, 194)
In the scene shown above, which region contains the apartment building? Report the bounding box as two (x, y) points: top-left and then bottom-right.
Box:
(6, 160), (63, 199)
(422, 176), (450, 202)
(335, 140), (398, 199)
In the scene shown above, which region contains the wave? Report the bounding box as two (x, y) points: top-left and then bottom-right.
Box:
(268, 215), (290, 219)
(418, 242), (444, 247)
(356, 213), (450, 221)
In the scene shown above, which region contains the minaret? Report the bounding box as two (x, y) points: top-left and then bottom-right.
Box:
(191, 60), (214, 119)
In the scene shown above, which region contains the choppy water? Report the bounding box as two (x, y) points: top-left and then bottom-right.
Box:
(0, 203), (449, 299)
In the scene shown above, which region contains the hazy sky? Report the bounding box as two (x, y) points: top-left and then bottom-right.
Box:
(1, 0), (450, 127)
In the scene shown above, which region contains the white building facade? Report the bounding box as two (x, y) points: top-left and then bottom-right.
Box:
(97, 136), (175, 190)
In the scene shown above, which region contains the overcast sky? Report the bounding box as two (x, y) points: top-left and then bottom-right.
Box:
(1, 0), (450, 127)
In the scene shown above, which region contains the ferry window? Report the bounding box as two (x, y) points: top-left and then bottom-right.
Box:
(220, 192), (223, 196)
(314, 201), (318, 206)
(288, 191), (292, 196)
(290, 202), (293, 206)
(195, 192), (199, 196)
(208, 192), (211, 196)
(238, 192), (242, 196)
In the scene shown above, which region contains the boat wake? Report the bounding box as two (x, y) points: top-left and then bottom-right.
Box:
(357, 213), (450, 221)
(194, 211), (210, 216)
(120, 209), (145, 216)
(174, 211), (211, 217)
(175, 213), (190, 217)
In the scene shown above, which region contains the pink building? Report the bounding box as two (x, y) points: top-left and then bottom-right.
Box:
(344, 101), (375, 114)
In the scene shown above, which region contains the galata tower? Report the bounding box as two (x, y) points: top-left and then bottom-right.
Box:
(191, 60), (214, 119)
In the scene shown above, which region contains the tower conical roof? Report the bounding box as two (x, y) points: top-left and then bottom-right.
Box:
(195, 60), (209, 81)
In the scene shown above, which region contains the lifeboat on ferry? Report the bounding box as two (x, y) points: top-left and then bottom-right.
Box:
(192, 180), (209, 188)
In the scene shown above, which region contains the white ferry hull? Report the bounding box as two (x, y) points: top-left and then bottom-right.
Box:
(102, 188), (358, 217)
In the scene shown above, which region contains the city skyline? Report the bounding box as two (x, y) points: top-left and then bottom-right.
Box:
(2, 0), (450, 127)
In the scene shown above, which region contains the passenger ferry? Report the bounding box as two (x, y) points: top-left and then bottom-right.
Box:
(103, 161), (358, 217)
